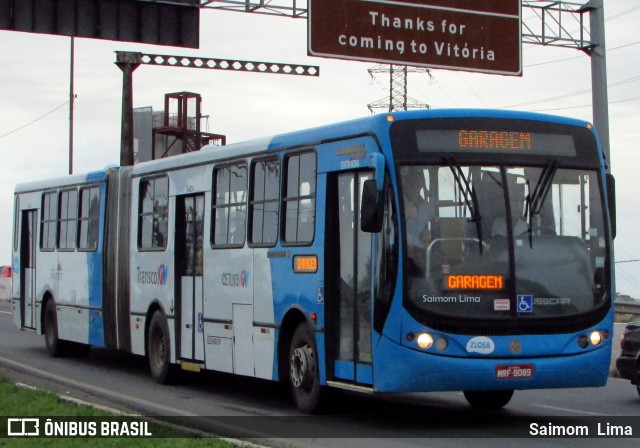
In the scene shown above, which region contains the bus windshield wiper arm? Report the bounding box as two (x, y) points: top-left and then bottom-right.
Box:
(524, 161), (557, 246)
(446, 157), (483, 254)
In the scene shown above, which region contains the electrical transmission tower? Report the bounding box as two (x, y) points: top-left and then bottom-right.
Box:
(367, 65), (433, 114)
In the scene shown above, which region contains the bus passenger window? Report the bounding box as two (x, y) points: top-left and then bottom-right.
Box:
(250, 158), (280, 246)
(213, 162), (247, 247)
(79, 187), (100, 251)
(41, 191), (57, 251)
(283, 152), (316, 244)
(58, 189), (78, 251)
(138, 177), (169, 250)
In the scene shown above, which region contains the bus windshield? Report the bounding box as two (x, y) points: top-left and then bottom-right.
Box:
(400, 163), (609, 324)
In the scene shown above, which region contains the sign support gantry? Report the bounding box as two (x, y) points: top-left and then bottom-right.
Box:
(200, 0), (609, 168)
(116, 51), (319, 167)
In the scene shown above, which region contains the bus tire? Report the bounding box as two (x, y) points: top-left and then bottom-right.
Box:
(147, 311), (175, 384)
(289, 323), (322, 413)
(463, 390), (514, 409)
(44, 300), (67, 357)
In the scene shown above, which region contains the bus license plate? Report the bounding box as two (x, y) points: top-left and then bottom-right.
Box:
(496, 364), (534, 379)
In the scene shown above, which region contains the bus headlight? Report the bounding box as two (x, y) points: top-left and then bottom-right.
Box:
(417, 333), (433, 349)
(589, 331), (603, 346)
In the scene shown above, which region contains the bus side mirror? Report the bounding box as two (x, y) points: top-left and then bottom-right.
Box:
(606, 173), (616, 239)
(361, 179), (384, 233)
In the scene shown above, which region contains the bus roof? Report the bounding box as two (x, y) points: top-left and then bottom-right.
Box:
(14, 168), (112, 195)
(132, 109), (593, 175)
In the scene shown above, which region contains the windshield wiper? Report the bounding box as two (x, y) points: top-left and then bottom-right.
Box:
(446, 157), (483, 254)
(524, 161), (557, 247)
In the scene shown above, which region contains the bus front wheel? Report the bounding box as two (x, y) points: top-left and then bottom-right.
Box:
(463, 390), (514, 409)
(289, 323), (321, 413)
(147, 311), (175, 384)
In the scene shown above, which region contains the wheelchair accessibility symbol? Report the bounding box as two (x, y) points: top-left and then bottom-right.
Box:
(517, 295), (534, 313)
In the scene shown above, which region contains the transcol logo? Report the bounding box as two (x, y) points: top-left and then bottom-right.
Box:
(222, 270), (250, 288)
(137, 264), (169, 286)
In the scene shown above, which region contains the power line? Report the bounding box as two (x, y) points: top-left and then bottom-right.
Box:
(524, 41), (640, 68)
(503, 75), (640, 109)
(606, 5), (640, 22)
(0, 100), (70, 139)
(530, 96), (640, 112)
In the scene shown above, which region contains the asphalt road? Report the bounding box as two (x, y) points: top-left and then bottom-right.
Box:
(0, 301), (638, 447)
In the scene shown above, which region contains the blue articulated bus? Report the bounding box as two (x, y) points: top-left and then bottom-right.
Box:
(12, 109), (616, 412)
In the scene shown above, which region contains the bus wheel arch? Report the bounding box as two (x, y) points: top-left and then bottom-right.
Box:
(277, 309), (307, 382)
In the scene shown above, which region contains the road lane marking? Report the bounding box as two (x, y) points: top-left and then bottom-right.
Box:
(532, 404), (607, 416)
(0, 311), (12, 315)
(0, 354), (197, 417)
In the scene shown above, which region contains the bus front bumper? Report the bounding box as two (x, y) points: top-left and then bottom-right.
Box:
(373, 335), (611, 393)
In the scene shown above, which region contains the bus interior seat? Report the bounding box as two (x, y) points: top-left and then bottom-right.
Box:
(435, 217), (467, 264)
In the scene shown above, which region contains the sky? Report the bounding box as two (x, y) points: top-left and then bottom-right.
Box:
(1, 1), (639, 298)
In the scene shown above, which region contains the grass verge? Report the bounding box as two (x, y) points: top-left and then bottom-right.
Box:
(0, 376), (231, 447)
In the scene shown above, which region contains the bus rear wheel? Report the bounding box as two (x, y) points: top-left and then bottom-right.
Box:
(289, 323), (322, 413)
(44, 300), (66, 357)
(147, 311), (175, 384)
(463, 390), (514, 409)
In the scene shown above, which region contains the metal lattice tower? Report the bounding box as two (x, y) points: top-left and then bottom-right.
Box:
(367, 65), (432, 113)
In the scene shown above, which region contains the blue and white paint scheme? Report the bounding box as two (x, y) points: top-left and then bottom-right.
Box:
(12, 109), (615, 412)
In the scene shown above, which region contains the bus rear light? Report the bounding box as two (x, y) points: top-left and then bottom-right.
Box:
(310, 312), (317, 324)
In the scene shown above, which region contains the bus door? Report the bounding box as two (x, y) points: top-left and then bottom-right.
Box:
(175, 195), (205, 363)
(328, 171), (374, 385)
(19, 210), (37, 329)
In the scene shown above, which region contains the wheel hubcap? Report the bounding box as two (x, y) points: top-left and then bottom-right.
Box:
(290, 345), (312, 389)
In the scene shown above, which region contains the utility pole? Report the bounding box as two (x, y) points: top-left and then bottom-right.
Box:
(116, 52), (141, 167)
(69, 37), (75, 175)
(586, 0), (610, 170)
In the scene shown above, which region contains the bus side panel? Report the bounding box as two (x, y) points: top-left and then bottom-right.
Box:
(128, 175), (171, 357)
(54, 182), (106, 347)
(205, 246), (254, 374)
(252, 247), (276, 380)
(56, 250), (90, 344)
